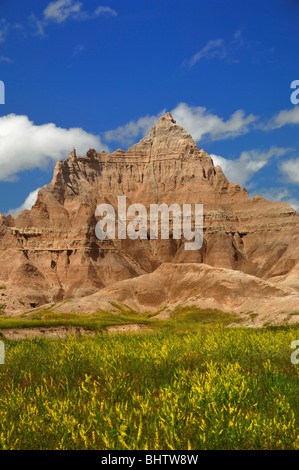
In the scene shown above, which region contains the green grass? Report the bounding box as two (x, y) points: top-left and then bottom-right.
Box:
(170, 305), (239, 325)
(0, 324), (298, 450)
(0, 306), (240, 336)
(0, 311), (151, 335)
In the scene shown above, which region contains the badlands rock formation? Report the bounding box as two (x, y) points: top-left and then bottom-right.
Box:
(0, 112), (299, 319)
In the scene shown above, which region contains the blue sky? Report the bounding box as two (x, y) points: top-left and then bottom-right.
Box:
(1, 0), (299, 214)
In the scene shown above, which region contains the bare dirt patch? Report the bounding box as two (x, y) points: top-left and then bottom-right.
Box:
(0, 326), (97, 340)
(103, 324), (153, 335)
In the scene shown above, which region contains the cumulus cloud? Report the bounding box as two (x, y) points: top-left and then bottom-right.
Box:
(265, 107), (299, 129)
(7, 188), (41, 217)
(211, 147), (291, 187)
(279, 158), (299, 184)
(104, 103), (257, 147)
(104, 111), (166, 146)
(0, 114), (108, 181)
(172, 103), (256, 142)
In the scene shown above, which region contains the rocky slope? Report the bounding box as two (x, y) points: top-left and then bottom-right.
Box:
(51, 262), (299, 326)
(0, 112), (298, 320)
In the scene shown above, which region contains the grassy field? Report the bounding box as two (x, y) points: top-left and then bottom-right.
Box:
(0, 316), (298, 450)
(0, 305), (239, 333)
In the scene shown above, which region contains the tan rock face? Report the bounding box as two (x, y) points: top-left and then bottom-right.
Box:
(51, 262), (299, 325)
(0, 112), (298, 313)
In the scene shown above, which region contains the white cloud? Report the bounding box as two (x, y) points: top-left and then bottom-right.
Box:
(104, 111), (166, 146)
(211, 147), (291, 187)
(7, 188), (41, 217)
(172, 103), (256, 142)
(94, 6), (117, 17)
(184, 39), (226, 68)
(0, 18), (26, 41)
(0, 55), (12, 63)
(0, 114), (108, 181)
(42, 1), (117, 24)
(266, 107), (299, 129)
(43, 0), (83, 23)
(29, 2), (117, 36)
(0, 19), (9, 42)
(183, 30), (249, 68)
(72, 43), (85, 57)
(279, 158), (299, 184)
(29, 13), (46, 37)
(104, 103), (257, 146)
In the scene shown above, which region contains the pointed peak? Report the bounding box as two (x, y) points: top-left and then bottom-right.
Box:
(155, 112), (176, 128)
(67, 147), (77, 161)
(147, 111), (195, 142)
(128, 111), (197, 154)
(160, 112), (176, 124)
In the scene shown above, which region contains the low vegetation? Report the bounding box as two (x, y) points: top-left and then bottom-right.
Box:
(0, 320), (298, 450)
(0, 306), (239, 335)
